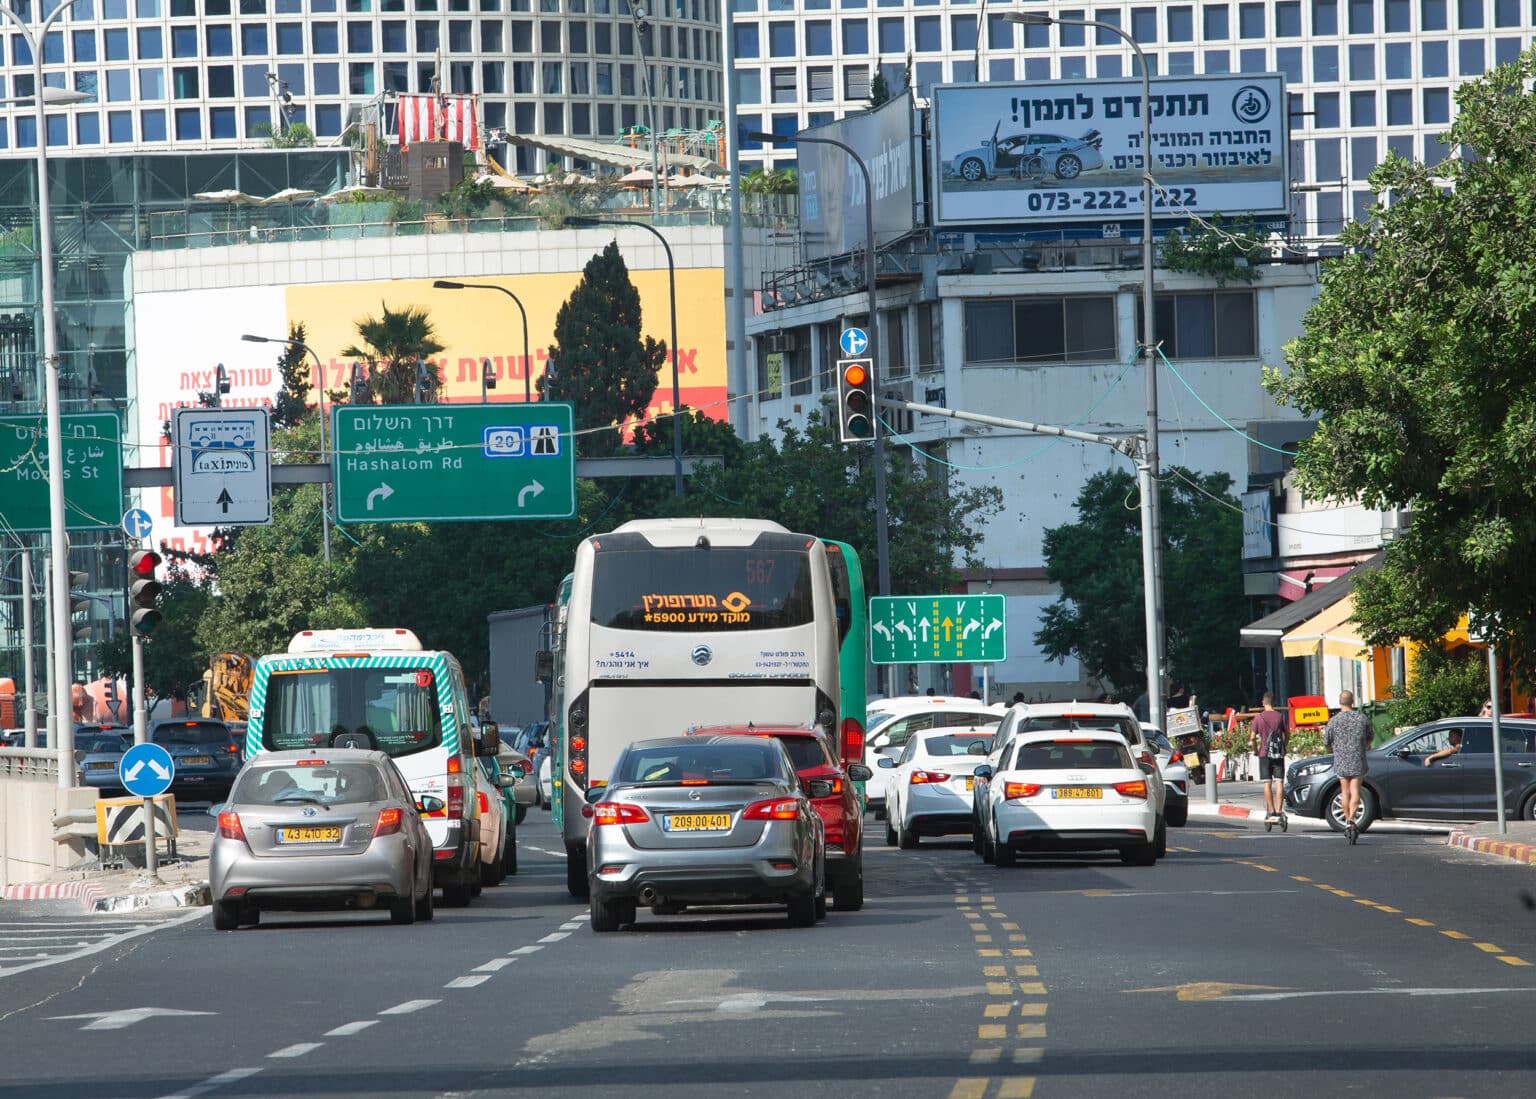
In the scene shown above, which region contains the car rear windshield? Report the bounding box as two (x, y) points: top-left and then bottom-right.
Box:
(262, 667), (443, 759)
(78, 734), (130, 753)
(1018, 715), (1139, 745)
(773, 736), (831, 771)
(232, 763), (388, 806)
(1015, 740), (1133, 770)
(615, 741), (787, 784)
(152, 722), (232, 746)
(922, 733), (992, 757)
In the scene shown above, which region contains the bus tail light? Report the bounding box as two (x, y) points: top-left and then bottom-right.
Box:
(743, 799), (800, 821)
(591, 802), (649, 826)
(840, 717), (864, 766)
(568, 690), (590, 790)
(910, 770), (951, 785)
(374, 808), (404, 837)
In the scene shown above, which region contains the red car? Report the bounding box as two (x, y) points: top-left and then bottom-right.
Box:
(691, 724), (871, 911)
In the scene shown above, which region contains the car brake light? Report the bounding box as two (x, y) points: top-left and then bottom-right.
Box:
(743, 799), (800, 821)
(592, 802), (650, 826)
(1114, 780), (1148, 799)
(910, 770), (951, 784)
(1170, 751), (1183, 763)
(1053, 738), (1093, 744)
(1003, 782), (1041, 799)
(297, 759), (326, 766)
(447, 755), (462, 775)
(446, 778), (465, 819)
(217, 811), (245, 840)
(477, 791), (490, 814)
(681, 779), (709, 786)
(374, 808), (404, 837)
(225, 744), (239, 753)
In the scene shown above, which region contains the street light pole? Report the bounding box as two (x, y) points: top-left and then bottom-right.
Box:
(432, 281), (533, 402)
(241, 334), (332, 562)
(748, 130), (891, 608)
(564, 217), (683, 496)
(630, 7), (663, 215)
(1006, 10), (1165, 727)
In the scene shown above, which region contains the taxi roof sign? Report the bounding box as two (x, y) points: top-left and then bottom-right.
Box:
(287, 628), (424, 654)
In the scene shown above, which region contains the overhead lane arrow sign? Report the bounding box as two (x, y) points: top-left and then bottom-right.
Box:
(366, 483), (395, 511)
(517, 480), (545, 508)
(872, 621), (892, 642)
(869, 594), (1008, 665)
(919, 620), (931, 643)
(50, 1007), (217, 1031)
(216, 488), (232, 514)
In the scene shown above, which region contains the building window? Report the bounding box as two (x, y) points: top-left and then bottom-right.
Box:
(140, 108), (166, 141)
(1275, 0), (1302, 33)
(1140, 291), (1257, 359)
(916, 304), (938, 372)
(1457, 0), (1483, 27)
(1203, 4), (1229, 39)
(807, 66), (833, 102)
(842, 18), (867, 52)
(1459, 38), (1484, 75)
(174, 106), (200, 139)
(1386, 88), (1413, 125)
(877, 16), (903, 53)
(1238, 2), (1265, 36)
(1384, 42), (1411, 79)
(914, 15), (941, 51)
(1168, 5), (1194, 39)
(1314, 91), (1340, 127)
(734, 24), (758, 58)
(277, 22), (304, 53)
(843, 65), (870, 99)
(1312, 0), (1338, 33)
(768, 20), (795, 55)
(883, 308), (908, 377)
(1421, 0), (1447, 29)
(1385, 0), (1412, 30)
(963, 296), (1117, 366)
(1422, 87), (1450, 124)
(1421, 40), (1448, 78)
(1350, 90), (1376, 125)
(806, 19), (832, 54)
(1347, 0), (1373, 31)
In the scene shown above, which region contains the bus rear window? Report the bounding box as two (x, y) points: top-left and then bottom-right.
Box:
(262, 668), (443, 758)
(591, 545), (814, 632)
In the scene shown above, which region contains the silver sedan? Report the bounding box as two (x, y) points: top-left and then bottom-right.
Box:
(585, 736), (826, 931)
(209, 749), (435, 929)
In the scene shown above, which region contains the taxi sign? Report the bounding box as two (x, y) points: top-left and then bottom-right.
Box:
(286, 628), (424, 654)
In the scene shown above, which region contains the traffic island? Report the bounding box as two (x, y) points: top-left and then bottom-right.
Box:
(1448, 823), (1536, 867)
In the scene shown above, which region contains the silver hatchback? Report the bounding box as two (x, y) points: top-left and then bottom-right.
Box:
(585, 736), (826, 931)
(209, 749), (435, 930)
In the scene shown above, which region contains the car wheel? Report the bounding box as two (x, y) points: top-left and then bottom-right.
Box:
(833, 856), (864, 911)
(992, 838), (1016, 868)
(814, 891), (828, 920)
(415, 879), (435, 922)
(1325, 786), (1378, 833)
(972, 821), (985, 856)
(884, 817), (898, 847)
(1055, 154), (1083, 180)
(1122, 841), (1158, 866)
(1153, 816), (1168, 859)
(959, 157), (987, 182)
(590, 895), (623, 933)
(389, 891), (417, 925)
(212, 900), (241, 931)
(514, 804), (528, 826)
(898, 818), (919, 850)
(504, 827), (518, 876)
(480, 844), (505, 887)
(442, 879), (474, 907)
(787, 890), (817, 928)
(1521, 791), (1536, 821)
(566, 847), (590, 898)
(1167, 801), (1188, 828)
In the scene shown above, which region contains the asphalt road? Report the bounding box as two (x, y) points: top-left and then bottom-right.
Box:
(2, 814), (1534, 1098)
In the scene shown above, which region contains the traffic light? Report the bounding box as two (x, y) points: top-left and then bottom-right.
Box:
(836, 358), (876, 443)
(128, 550), (163, 635)
(68, 570), (91, 640)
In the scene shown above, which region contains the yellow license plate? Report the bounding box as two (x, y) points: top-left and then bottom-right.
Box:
(182, 756), (213, 766)
(965, 777), (975, 791)
(88, 762), (116, 770)
(1053, 787), (1102, 799)
(665, 813), (731, 832)
(277, 826), (343, 844)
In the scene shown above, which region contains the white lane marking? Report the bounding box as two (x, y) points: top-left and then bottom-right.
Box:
(380, 998), (441, 1015)
(0, 908), (205, 979)
(1217, 986), (1536, 1002)
(446, 975), (491, 989)
(508, 945), (542, 956)
(523, 845), (562, 856)
(324, 1020), (379, 1036)
(538, 932), (571, 943)
(268, 1042), (324, 1058)
(154, 1066), (263, 1099)
(559, 921), (585, 931)
(474, 958), (515, 972)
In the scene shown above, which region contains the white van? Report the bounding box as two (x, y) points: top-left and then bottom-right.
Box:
(245, 628), (510, 906)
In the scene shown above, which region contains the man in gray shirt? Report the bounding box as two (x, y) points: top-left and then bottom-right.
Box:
(1323, 689), (1374, 844)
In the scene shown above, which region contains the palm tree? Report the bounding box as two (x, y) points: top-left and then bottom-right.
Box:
(340, 302), (447, 404)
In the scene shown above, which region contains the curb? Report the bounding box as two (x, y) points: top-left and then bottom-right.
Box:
(1, 881), (107, 910)
(1448, 830), (1536, 868)
(1188, 802), (1270, 821)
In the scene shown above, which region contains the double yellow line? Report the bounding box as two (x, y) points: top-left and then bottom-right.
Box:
(950, 893), (1044, 1099)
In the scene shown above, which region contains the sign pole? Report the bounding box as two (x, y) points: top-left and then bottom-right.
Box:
(131, 630), (160, 882)
(1489, 639), (1507, 835)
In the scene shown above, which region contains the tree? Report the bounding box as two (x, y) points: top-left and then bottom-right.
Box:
(868, 68), (891, 109)
(95, 563), (212, 707)
(1264, 46), (1536, 675)
(742, 167), (798, 195)
(270, 321), (312, 429)
(340, 302), (447, 404)
(1034, 468), (1249, 706)
(539, 241), (668, 458)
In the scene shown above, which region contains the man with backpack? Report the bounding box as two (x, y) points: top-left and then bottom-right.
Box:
(1251, 692), (1288, 822)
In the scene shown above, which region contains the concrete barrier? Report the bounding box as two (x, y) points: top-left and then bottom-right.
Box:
(0, 748), (99, 886)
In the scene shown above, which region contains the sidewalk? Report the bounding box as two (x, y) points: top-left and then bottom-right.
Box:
(0, 817), (212, 915)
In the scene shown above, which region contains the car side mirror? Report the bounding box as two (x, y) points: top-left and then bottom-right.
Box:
(974, 765), (993, 780)
(508, 760), (528, 778)
(534, 649), (554, 685)
(807, 779), (835, 799)
(846, 763), (873, 782)
(496, 771), (519, 789)
(418, 795), (445, 815)
(584, 785), (607, 803)
(877, 757), (896, 769)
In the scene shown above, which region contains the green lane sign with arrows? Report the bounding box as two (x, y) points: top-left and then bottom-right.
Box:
(332, 403), (576, 523)
(869, 593), (1007, 665)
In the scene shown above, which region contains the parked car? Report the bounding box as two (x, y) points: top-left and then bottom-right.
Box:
(862, 696), (1007, 817)
(585, 735), (826, 931)
(881, 726), (995, 848)
(209, 749), (435, 929)
(951, 122), (1105, 182)
(148, 718), (244, 801)
(689, 724), (872, 911)
(1286, 716), (1536, 830)
(974, 728), (1163, 867)
(1142, 725), (1190, 827)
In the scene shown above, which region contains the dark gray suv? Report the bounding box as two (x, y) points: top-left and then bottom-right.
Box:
(1286, 716), (1536, 830)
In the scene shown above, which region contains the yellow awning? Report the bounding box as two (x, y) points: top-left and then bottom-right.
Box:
(1281, 593), (1368, 660)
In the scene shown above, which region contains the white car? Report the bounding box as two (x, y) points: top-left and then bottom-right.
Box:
(881, 726), (995, 848)
(1141, 724), (1190, 827)
(538, 753), (552, 807)
(975, 728), (1163, 867)
(862, 696), (1007, 816)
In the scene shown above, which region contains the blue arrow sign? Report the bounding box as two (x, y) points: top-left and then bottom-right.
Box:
(119, 743), (175, 798)
(840, 327), (868, 357)
(121, 508), (153, 540)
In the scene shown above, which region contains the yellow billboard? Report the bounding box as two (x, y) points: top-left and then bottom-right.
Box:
(285, 269), (728, 425)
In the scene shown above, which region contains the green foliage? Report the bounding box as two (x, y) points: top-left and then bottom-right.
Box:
(539, 241), (668, 458)
(1380, 645), (1490, 729)
(339, 302), (447, 404)
(742, 168), (799, 195)
(1264, 46), (1536, 685)
(435, 176), (521, 220)
(386, 197), (425, 224)
(95, 563), (212, 704)
(252, 122), (316, 149)
(868, 69), (891, 109)
(531, 168), (622, 229)
(1158, 216), (1270, 286)
(1035, 468), (1250, 707)
(270, 321), (312, 430)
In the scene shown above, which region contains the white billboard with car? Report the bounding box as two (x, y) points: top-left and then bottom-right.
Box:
(931, 74), (1288, 227)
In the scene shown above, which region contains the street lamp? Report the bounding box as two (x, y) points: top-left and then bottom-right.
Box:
(1005, 9), (1166, 727)
(241, 334), (332, 562)
(432, 280), (533, 403)
(2, 0), (89, 786)
(564, 216), (683, 496)
(747, 130), (892, 610)
(629, 6), (664, 214)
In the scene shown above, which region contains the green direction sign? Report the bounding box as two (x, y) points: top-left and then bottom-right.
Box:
(0, 412), (125, 533)
(332, 403), (575, 523)
(870, 593), (1007, 665)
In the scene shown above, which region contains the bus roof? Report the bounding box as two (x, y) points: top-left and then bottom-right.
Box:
(606, 517), (794, 547)
(287, 628), (424, 654)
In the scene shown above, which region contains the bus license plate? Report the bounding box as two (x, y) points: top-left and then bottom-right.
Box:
(276, 826), (342, 844)
(1053, 787), (1102, 799)
(664, 813), (731, 832)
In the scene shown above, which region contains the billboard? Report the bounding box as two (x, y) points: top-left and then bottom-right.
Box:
(132, 270), (728, 555)
(798, 92), (919, 261)
(931, 74), (1287, 227)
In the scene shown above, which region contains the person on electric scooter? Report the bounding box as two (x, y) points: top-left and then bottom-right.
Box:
(1251, 692), (1288, 821)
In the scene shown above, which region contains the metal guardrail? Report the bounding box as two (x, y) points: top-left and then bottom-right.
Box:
(0, 747), (60, 782)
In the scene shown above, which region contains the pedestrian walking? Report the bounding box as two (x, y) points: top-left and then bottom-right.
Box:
(1322, 690), (1374, 844)
(1250, 692), (1288, 823)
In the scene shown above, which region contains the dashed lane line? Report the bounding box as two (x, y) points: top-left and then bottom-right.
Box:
(446, 975), (492, 989)
(154, 1066), (264, 1099)
(379, 998), (441, 1015)
(324, 1020), (378, 1037)
(474, 958), (516, 972)
(268, 1043), (323, 1059)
